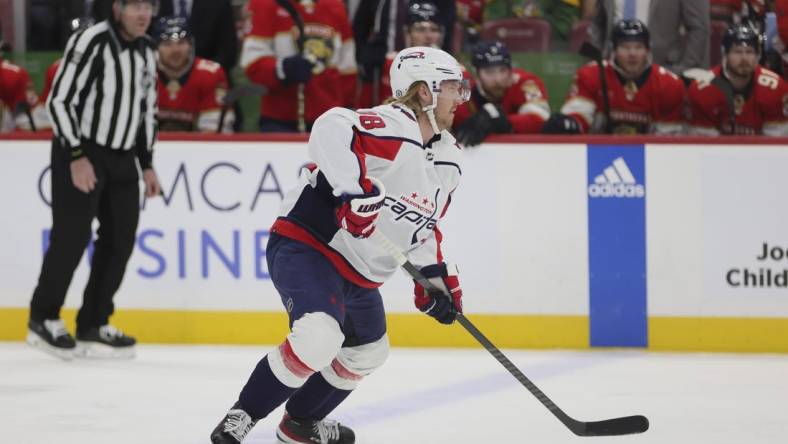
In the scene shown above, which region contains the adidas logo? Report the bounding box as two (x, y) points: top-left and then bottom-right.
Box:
(588, 157), (645, 198)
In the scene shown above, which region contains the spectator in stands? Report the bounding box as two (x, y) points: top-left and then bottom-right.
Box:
(592, 0), (709, 74)
(710, 0), (766, 25)
(454, 40), (550, 146)
(240, 0), (356, 132)
(773, 0), (788, 79)
(456, 0), (484, 50)
(687, 24), (788, 135)
(544, 19), (685, 134)
(155, 16), (234, 132)
(356, 1), (444, 108)
(0, 23), (40, 132)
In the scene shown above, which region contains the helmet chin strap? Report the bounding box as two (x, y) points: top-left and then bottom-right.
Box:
(423, 89), (441, 135)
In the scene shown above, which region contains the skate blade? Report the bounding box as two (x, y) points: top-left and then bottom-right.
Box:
(26, 331), (75, 361)
(75, 341), (136, 359)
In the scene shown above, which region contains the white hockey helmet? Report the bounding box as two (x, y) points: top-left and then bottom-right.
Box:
(390, 46), (469, 133)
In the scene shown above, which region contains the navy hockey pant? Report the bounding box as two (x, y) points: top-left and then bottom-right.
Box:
(266, 233), (387, 346)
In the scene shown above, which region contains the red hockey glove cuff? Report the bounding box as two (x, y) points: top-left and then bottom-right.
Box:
(413, 262), (463, 324)
(335, 176), (386, 239)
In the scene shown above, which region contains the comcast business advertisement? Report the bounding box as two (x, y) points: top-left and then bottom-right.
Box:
(702, 148), (788, 316)
(0, 140), (588, 316)
(0, 141), (308, 312)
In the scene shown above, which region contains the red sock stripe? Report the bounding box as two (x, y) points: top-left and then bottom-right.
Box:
(279, 340), (315, 379)
(278, 414), (304, 443)
(330, 358), (363, 381)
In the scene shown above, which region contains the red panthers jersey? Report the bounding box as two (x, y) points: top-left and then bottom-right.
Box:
(561, 61), (686, 134)
(240, 0), (356, 124)
(0, 58), (38, 132)
(41, 59), (61, 104)
(453, 67), (550, 134)
(21, 59), (62, 131)
(687, 65), (788, 135)
(157, 57), (231, 132)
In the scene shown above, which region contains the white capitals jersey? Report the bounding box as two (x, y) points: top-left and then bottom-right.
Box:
(270, 104), (463, 288)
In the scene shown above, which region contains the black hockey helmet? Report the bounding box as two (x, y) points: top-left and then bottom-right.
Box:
(611, 19), (650, 48)
(407, 1), (440, 27)
(471, 40), (512, 69)
(69, 17), (95, 34)
(155, 16), (192, 44)
(722, 24), (761, 53)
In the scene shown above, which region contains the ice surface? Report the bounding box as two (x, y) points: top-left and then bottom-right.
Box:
(2, 343), (787, 443)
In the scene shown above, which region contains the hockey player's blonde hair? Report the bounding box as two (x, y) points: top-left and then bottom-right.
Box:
(384, 81), (427, 118)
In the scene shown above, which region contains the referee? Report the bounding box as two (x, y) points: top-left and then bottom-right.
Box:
(27, 0), (162, 360)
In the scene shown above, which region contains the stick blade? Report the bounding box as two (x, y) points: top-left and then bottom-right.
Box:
(573, 415), (649, 436)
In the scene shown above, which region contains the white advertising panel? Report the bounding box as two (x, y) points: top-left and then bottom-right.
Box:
(0, 141), (589, 315)
(647, 145), (788, 317)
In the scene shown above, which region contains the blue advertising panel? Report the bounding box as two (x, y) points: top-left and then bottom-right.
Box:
(587, 145), (647, 347)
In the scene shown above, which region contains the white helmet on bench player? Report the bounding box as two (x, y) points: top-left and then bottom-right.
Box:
(390, 46), (469, 134)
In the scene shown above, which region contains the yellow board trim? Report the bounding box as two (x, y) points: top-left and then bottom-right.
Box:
(0, 307), (586, 348)
(4, 308), (787, 352)
(649, 316), (788, 353)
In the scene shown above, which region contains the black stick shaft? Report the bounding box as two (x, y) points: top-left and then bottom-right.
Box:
(372, 230), (649, 437)
(391, 237), (573, 424)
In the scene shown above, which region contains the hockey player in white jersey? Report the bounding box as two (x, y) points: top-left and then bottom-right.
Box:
(210, 46), (470, 444)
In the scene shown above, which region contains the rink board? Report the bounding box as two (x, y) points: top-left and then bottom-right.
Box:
(0, 139), (786, 352)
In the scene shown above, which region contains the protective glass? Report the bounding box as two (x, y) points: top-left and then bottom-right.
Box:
(439, 79), (471, 103)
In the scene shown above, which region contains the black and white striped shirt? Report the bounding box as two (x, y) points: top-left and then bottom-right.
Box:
(47, 20), (157, 168)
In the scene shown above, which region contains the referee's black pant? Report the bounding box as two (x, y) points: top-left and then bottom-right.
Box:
(30, 139), (140, 334)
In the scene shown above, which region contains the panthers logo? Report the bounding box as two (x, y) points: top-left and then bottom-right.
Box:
(521, 80), (543, 102)
(304, 37), (334, 75)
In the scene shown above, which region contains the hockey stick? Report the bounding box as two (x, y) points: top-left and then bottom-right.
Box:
(372, 230), (650, 437)
(276, 0), (307, 132)
(217, 84), (268, 133)
(578, 42), (613, 134)
(15, 102), (37, 132)
(682, 68), (737, 135)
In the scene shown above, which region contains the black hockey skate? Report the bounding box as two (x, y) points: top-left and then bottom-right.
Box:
(277, 412), (355, 443)
(75, 324), (136, 358)
(26, 319), (76, 360)
(211, 402), (258, 443)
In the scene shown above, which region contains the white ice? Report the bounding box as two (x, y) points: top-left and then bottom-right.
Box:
(2, 342), (787, 443)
